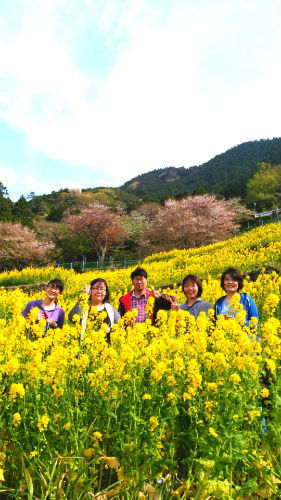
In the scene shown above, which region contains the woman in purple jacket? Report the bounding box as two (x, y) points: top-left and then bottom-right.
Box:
(22, 279), (65, 330)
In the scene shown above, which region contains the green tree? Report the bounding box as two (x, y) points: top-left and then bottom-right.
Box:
(46, 203), (70, 222)
(50, 222), (91, 261)
(12, 196), (34, 228)
(246, 163), (281, 211)
(0, 181), (13, 222)
(0, 181), (8, 197)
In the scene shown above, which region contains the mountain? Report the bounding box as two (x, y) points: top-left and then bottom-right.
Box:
(121, 138), (281, 202)
(2, 138), (280, 226)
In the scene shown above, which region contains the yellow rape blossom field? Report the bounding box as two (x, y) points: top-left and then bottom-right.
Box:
(0, 222), (281, 498)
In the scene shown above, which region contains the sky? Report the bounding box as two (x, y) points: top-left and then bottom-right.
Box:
(0, 0), (280, 201)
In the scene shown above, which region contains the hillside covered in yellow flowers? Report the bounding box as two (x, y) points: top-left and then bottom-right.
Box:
(0, 222), (281, 498)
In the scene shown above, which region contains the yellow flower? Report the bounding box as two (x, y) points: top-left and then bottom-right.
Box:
(266, 358), (276, 374)
(71, 314), (81, 323)
(63, 422), (71, 430)
(206, 382), (218, 392)
(167, 392), (177, 403)
(229, 373), (241, 384)
(183, 392), (191, 402)
(145, 298), (154, 317)
(12, 412), (21, 427)
(9, 383), (25, 401)
(151, 361), (167, 381)
(261, 387), (269, 398)
(167, 375), (176, 386)
(29, 451), (38, 459)
(92, 431), (102, 441)
(52, 386), (64, 397)
(149, 416), (159, 431)
(263, 293), (280, 314)
(37, 415), (50, 432)
(209, 427), (218, 438)
(3, 358), (20, 376)
(247, 410), (260, 424)
(142, 393), (152, 400)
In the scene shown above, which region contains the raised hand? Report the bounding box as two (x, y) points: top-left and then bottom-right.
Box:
(148, 287), (161, 299)
(83, 283), (90, 294)
(164, 295), (179, 311)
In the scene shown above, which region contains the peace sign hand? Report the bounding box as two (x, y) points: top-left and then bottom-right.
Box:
(83, 283), (90, 295)
(165, 296), (179, 311)
(148, 287), (161, 299)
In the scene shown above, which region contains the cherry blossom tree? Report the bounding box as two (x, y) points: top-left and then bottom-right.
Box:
(148, 195), (253, 250)
(63, 204), (127, 262)
(0, 222), (53, 271)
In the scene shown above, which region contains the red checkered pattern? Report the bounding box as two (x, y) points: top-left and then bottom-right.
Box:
(130, 291), (148, 323)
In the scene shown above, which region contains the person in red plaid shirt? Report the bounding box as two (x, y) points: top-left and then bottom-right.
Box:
(118, 267), (173, 324)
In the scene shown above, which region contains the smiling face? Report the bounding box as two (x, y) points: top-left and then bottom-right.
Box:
(183, 279), (199, 304)
(45, 285), (62, 302)
(89, 283), (107, 305)
(132, 275), (147, 295)
(223, 274), (239, 295)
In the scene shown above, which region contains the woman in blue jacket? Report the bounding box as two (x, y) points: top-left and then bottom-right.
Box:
(214, 267), (259, 327)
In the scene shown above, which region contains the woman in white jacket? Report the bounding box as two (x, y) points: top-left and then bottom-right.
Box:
(69, 278), (120, 341)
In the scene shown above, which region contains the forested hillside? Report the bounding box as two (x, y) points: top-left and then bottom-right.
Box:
(1, 138), (280, 225)
(122, 138), (281, 201)
(0, 138), (280, 267)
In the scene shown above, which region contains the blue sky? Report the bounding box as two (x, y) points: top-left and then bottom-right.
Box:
(0, 0), (280, 201)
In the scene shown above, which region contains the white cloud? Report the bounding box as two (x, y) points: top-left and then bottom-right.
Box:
(6, 167), (111, 201)
(0, 165), (18, 187)
(0, 0), (280, 190)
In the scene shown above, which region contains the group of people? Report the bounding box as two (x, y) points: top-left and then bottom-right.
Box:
(22, 266), (259, 337)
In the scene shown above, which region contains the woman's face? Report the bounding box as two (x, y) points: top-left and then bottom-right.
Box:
(45, 285), (61, 301)
(183, 280), (199, 301)
(223, 274), (239, 294)
(90, 282), (107, 303)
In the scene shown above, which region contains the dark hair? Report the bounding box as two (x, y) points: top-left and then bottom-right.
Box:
(221, 267), (243, 292)
(131, 267), (148, 281)
(90, 278), (110, 303)
(182, 274), (202, 297)
(46, 279), (64, 293)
